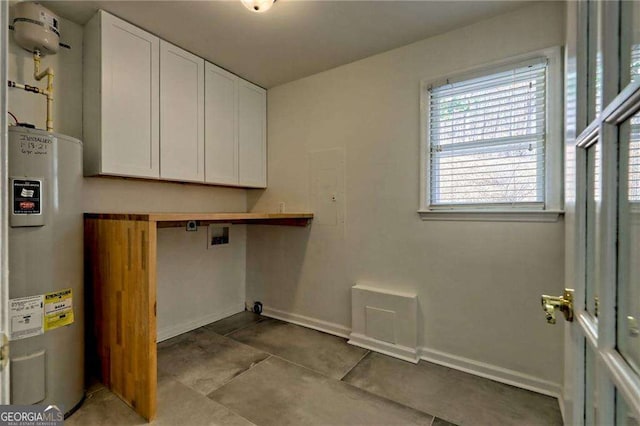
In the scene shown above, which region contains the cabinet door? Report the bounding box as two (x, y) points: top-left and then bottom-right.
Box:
(101, 12), (160, 178)
(238, 81), (267, 188)
(204, 63), (238, 185)
(160, 41), (205, 182)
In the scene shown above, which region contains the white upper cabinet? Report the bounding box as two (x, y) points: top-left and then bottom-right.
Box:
(205, 64), (267, 188)
(83, 11), (160, 178)
(238, 81), (267, 188)
(83, 10), (266, 188)
(160, 41), (205, 182)
(205, 63), (238, 185)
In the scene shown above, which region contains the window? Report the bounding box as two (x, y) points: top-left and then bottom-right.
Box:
(631, 113), (640, 202)
(420, 47), (562, 221)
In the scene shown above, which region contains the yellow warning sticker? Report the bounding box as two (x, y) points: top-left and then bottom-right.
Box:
(44, 288), (74, 331)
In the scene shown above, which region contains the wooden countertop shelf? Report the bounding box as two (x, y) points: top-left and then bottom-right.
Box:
(84, 212), (314, 227)
(84, 211), (312, 421)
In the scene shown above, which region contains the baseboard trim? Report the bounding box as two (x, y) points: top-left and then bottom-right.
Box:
(262, 306), (351, 339)
(419, 346), (561, 398)
(261, 306), (561, 398)
(157, 303), (245, 342)
(348, 333), (419, 363)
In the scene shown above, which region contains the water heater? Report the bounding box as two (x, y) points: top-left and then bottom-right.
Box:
(8, 126), (84, 414)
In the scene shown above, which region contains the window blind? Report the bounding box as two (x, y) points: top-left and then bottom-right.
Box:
(630, 44), (640, 202)
(630, 113), (640, 202)
(630, 43), (640, 84)
(428, 61), (548, 208)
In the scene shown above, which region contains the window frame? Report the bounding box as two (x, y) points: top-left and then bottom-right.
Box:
(419, 46), (564, 222)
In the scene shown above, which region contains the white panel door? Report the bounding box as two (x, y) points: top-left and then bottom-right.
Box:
(238, 80), (266, 188)
(562, 1), (640, 424)
(160, 41), (205, 182)
(101, 12), (160, 178)
(204, 63), (238, 185)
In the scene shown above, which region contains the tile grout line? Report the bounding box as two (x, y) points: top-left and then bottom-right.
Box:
(156, 337), (266, 426)
(209, 317), (440, 423)
(207, 350), (439, 426)
(170, 320), (442, 425)
(158, 369), (261, 426)
(203, 355), (275, 426)
(228, 319), (442, 423)
(158, 328), (274, 403)
(205, 391), (260, 426)
(225, 319), (371, 382)
(337, 375), (439, 423)
(179, 321), (274, 364)
(339, 350), (371, 381)
(209, 354), (274, 395)
(212, 403), (259, 426)
(220, 320), (345, 380)
(221, 317), (269, 337)
(267, 353), (343, 380)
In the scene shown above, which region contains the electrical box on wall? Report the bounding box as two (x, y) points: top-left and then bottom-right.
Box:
(208, 223), (230, 248)
(309, 148), (345, 239)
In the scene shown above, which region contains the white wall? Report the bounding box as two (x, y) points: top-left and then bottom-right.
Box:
(8, 14), (248, 336)
(157, 225), (246, 341)
(247, 2), (566, 394)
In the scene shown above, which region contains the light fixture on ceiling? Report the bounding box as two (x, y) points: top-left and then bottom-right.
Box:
(241, 0), (276, 13)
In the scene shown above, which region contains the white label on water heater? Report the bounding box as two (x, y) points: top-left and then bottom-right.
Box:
(9, 295), (44, 340)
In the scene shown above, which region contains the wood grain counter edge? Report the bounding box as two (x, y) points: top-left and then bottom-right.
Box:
(84, 212), (314, 225)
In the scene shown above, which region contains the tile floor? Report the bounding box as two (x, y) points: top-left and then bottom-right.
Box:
(67, 312), (563, 426)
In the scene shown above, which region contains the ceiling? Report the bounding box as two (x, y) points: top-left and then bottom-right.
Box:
(42, 0), (534, 88)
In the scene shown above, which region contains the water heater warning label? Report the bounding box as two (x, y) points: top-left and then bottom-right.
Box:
(9, 295), (44, 340)
(13, 179), (41, 215)
(44, 289), (74, 331)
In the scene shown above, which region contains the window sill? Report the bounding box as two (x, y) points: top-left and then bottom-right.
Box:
(417, 209), (564, 223)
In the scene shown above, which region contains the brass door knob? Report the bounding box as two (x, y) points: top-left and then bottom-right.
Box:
(541, 289), (574, 324)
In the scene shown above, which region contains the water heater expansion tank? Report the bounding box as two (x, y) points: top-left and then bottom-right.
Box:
(12, 2), (60, 55)
(8, 127), (84, 414)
